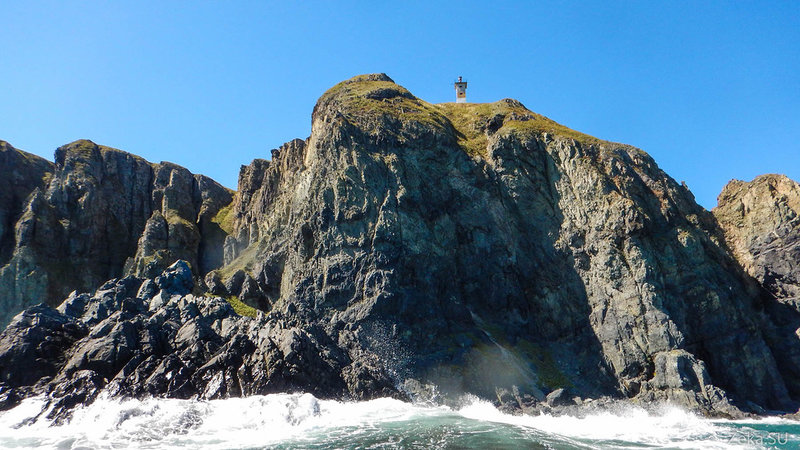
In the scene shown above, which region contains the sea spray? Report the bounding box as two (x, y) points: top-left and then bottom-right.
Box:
(2, 393), (799, 449)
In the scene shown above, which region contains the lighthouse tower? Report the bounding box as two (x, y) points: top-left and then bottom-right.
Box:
(454, 76), (468, 103)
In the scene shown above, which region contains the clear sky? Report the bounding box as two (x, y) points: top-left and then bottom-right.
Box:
(1, 1), (798, 209)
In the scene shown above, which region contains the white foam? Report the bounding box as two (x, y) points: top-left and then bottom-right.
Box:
(0, 393), (446, 449)
(1, 393), (796, 449)
(455, 396), (776, 449)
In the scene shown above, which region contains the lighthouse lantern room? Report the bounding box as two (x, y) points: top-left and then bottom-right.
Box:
(454, 76), (468, 103)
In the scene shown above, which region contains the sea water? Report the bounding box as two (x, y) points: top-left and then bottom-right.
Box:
(1, 393), (799, 449)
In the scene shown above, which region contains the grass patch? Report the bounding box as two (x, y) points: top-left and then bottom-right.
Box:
(317, 74), (451, 133)
(226, 295), (258, 317)
(58, 139), (151, 174)
(435, 101), (611, 159)
(316, 75), (643, 162)
(203, 293), (259, 318)
(164, 210), (196, 229)
(217, 242), (261, 279)
(212, 202), (236, 234)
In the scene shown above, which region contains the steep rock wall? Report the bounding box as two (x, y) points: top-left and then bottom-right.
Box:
(0, 140), (233, 325)
(0, 141), (53, 265)
(212, 74), (800, 413)
(714, 174), (800, 306)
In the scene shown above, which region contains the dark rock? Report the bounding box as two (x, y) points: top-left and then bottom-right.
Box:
(137, 279), (158, 299)
(0, 142), (53, 264)
(0, 304), (86, 387)
(0, 141), (53, 325)
(56, 291), (90, 317)
(485, 114), (505, 134)
(0, 382), (20, 411)
(0, 261), (402, 414)
(545, 388), (575, 407)
(636, 350), (745, 417)
(47, 369), (106, 424)
(213, 74), (800, 416)
(155, 260), (194, 296)
(495, 387), (518, 413)
(62, 313), (139, 379)
(204, 271), (227, 296)
(225, 269), (246, 295)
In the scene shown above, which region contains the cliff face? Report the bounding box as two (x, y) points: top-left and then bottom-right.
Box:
(0, 140), (233, 326)
(0, 141), (53, 266)
(714, 174), (800, 307)
(3, 74), (800, 418)
(209, 74), (800, 413)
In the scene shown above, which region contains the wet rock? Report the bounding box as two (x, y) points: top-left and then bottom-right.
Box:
(47, 369), (106, 424)
(0, 383), (20, 411)
(0, 304), (86, 387)
(545, 388), (575, 407)
(637, 350), (745, 418)
(495, 387), (519, 414)
(0, 261), (402, 414)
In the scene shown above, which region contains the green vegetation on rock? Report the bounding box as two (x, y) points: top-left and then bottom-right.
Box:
(317, 74), (451, 134)
(226, 295), (258, 317)
(212, 203), (235, 235)
(436, 100), (610, 158)
(218, 242), (261, 279)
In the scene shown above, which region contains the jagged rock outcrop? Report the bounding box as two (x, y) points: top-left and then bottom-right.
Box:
(0, 261), (397, 422)
(4, 74), (800, 418)
(207, 74), (800, 415)
(714, 174), (800, 307)
(0, 140), (233, 326)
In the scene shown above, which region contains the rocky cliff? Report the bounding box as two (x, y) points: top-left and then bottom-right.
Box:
(0, 141), (53, 266)
(207, 74), (800, 414)
(2, 74), (800, 419)
(714, 174), (800, 309)
(0, 140), (233, 326)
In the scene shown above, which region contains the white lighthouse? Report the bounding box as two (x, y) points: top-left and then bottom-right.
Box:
(454, 76), (468, 103)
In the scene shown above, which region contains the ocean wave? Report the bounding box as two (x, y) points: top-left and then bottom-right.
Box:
(1, 393), (797, 449)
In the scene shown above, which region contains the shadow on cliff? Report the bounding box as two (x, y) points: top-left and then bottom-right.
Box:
(354, 125), (620, 402)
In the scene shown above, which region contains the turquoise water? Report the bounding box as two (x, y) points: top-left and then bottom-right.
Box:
(1, 393), (799, 449)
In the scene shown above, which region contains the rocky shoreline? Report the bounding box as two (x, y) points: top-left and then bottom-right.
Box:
(3, 74), (800, 421)
(0, 260), (754, 422)
(0, 261), (401, 423)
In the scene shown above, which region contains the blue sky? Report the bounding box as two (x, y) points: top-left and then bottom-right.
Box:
(1, 1), (798, 209)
